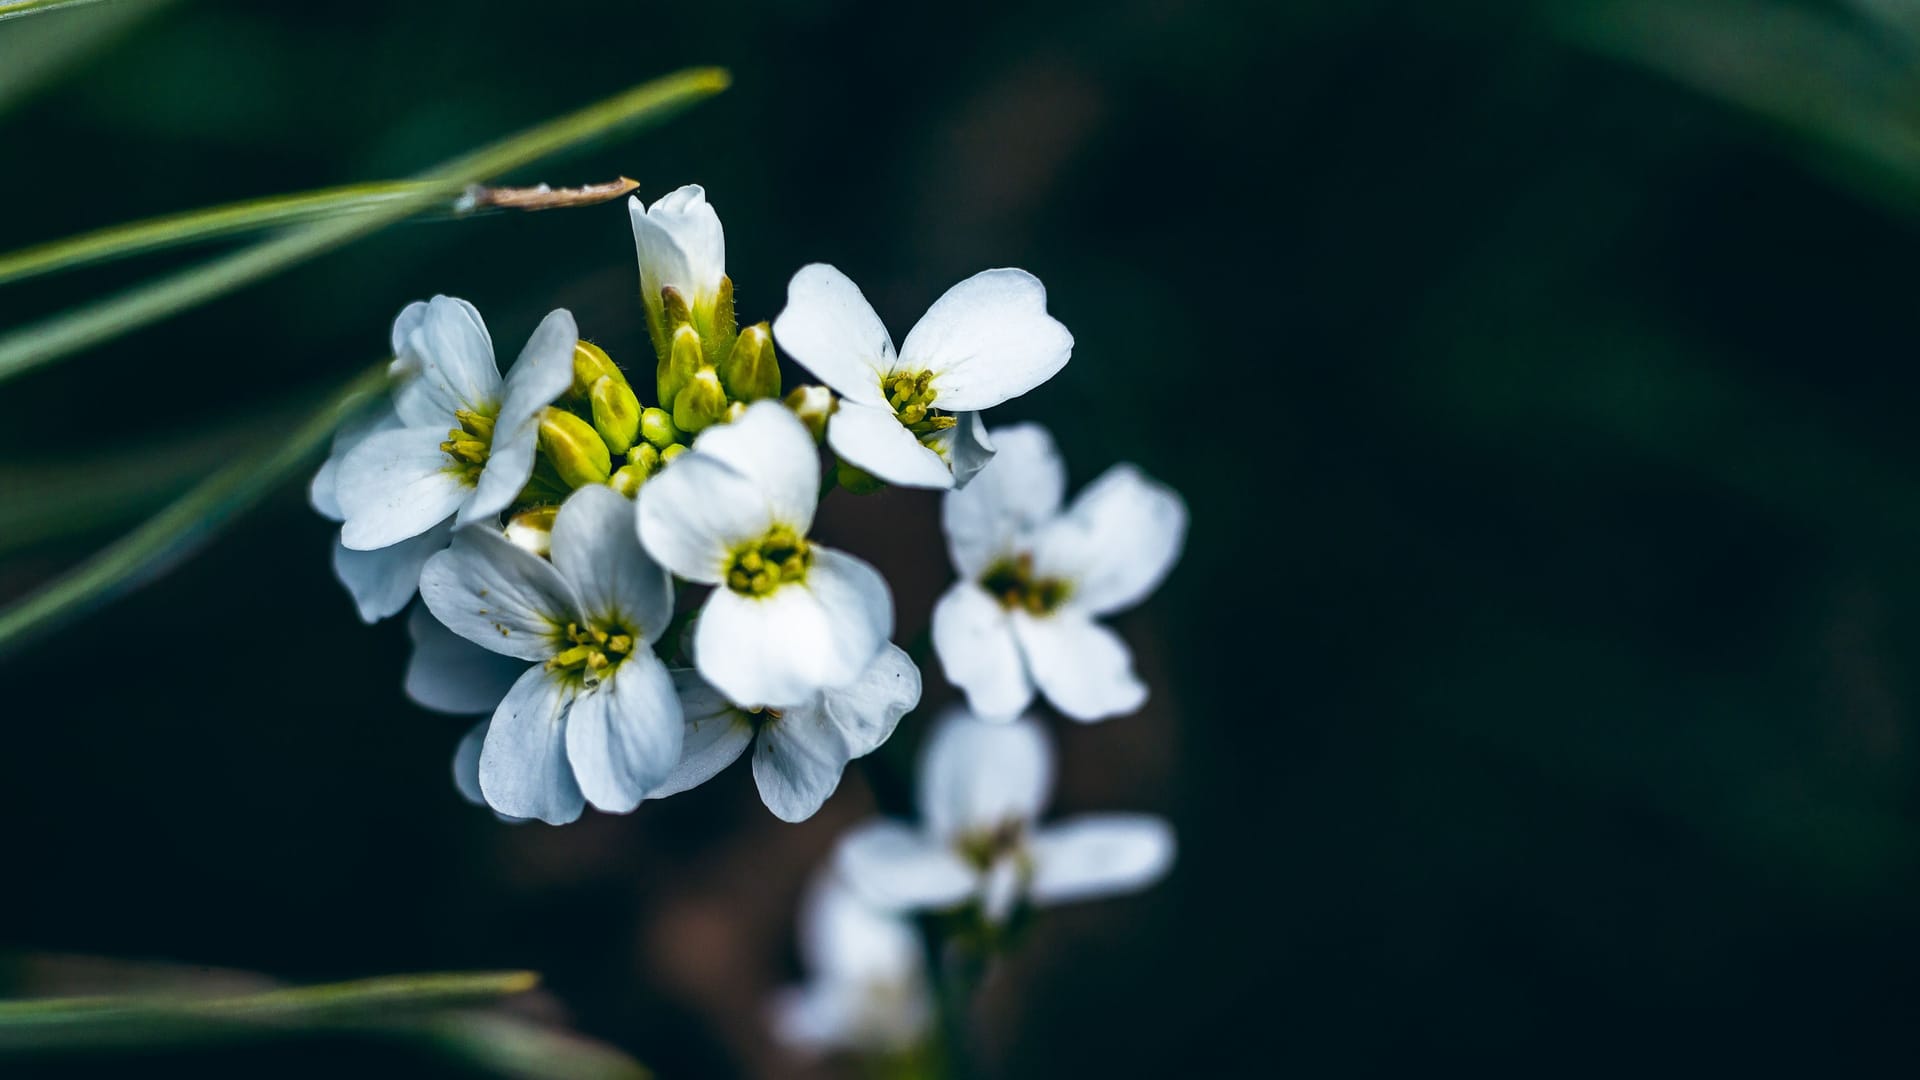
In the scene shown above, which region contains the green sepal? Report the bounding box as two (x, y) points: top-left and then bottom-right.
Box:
(719, 320), (779, 402)
(658, 323), (701, 408)
(672, 367), (728, 434)
(537, 406), (612, 488)
(834, 458), (885, 495)
(703, 275), (738, 367)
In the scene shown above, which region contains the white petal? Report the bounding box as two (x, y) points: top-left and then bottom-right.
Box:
(330, 521), (448, 624)
(687, 400), (820, 531)
(834, 819), (976, 912)
(631, 186), (727, 308)
(478, 666), (584, 825)
(464, 310), (576, 524)
(391, 296), (502, 428)
(692, 547), (892, 707)
(647, 669), (756, 799)
(1028, 814), (1176, 905)
(405, 604), (526, 715)
(1010, 611), (1146, 722)
(938, 410), (995, 490)
(1032, 464), (1187, 616)
(564, 651), (683, 813)
(335, 427), (471, 551)
(452, 719), (488, 806)
(635, 454), (772, 584)
(826, 401), (955, 490)
(931, 583), (1033, 721)
(916, 709), (1052, 841)
(311, 406), (403, 521)
(418, 526), (575, 661)
(771, 263), (895, 405)
(940, 422), (1064, 576)
(753, 710), (852, 822)
(809, 642), (921, 758)
(799, 870), (925, 983)
(549, 485), (673, 641)
(900, 269), (1073, 410)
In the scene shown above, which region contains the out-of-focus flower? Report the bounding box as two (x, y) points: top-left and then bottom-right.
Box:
(646, 644), (922, 822)
(420, 485), (681, 824)
(836, 710), (1176, 924)
(768, 870), (933, 1058)
(932, 424), (1186, 722)
(771, 265), (1072, 490)
(635, 401), (893, 707)
(335, 298), (576, 551)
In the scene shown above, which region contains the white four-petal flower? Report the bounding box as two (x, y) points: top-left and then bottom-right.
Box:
(336, 297), (576, 551)
(629, 184), (727, 338)
(646, 644), (922, 822)
(769, 870), (933, 1058)
(932, 424), (1186, 722)
(311, 406), (452, 622)
(420, 485), (682, 825)
(771, 264), (1073, 490)
(835, 709), (1175, 924)
(636, 401), (894, 707)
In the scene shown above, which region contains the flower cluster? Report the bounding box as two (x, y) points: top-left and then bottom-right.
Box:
(312, 184), (1187, 1062)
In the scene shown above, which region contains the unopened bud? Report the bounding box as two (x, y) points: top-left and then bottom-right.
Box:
(608, 463), (646, 497)
(660, 443), (687, 465)
(673, 367), (728, 434)
(505, 505), (558, 556)
(537, 407), (612, 488)
(571, 340), (623, 398)
(588, 375), (641, 455)
(640, 407), (680, 451)
(658, 324), (702, 409)
(784, 384), (836, 441)
(704, 276), (739, 366)
(720, 321), (779, 402)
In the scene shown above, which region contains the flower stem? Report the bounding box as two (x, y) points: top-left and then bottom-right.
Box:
(923, 928), (988, 1080)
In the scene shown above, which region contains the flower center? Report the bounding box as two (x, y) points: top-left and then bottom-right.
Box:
(726, 525), (812, 596)
(956, 818), (1028, 872)
(545, 620), (635, 682)
(441, 407), (498, 485)
(979, 553), (1071, 615)
(882, 369), (958, 439)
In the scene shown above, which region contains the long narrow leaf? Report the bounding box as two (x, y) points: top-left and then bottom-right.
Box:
(0, 364), (387, 653)
(0, 0), (115, 23)
(0, 66), (728, 385)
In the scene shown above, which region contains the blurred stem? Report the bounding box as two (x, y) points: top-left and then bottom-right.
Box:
(925, 932), (986, 1080)
(0, 181), (431, 287)
(0, 363), (388, 655)
(0, 66), (729, 385)
(0, 0), (112, 22)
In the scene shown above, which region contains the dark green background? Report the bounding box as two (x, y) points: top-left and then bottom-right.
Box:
(5, 0), (1920, 1074)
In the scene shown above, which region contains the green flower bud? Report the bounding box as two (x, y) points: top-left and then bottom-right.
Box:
(658, 324), (702, 409)
(660, 443), (688, 465)
(720, 321), (780, 402)
(588, 375), (642, 455)
(785, 384), (836, 442)
(506, 505), (558, 556)
(639, 406), (680, 451)
(608, 463), (646, 497)
(571, 340), (623, 398)
(634, 442), (661, 473)
(537, 406), (612, 488)
(673, 367), (728, 435)
(834, 459), (885, 495)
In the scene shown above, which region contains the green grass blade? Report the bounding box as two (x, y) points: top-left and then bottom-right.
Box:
(0, 364), (388, 654)
(0, 181), (431, 287)
(0, 65), (729, 386)
(0, 0), (115, 22)
(0, 970), (540, 1051)
(0, 0), (172, 113)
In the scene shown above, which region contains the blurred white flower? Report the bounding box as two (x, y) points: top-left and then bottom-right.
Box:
(932, 424), (1186, 722)
(646, 644), (922, 822)
(836, 709), (1175, 924)
(635, 401), (893, 707)
(335, 297), (576, 551)
(420, 485), (681, 825)
(629, 184), (727, 337)
(772, 265), (1072, 490)
(311, 406), (450, 622)
(769, 870), (932, 1058)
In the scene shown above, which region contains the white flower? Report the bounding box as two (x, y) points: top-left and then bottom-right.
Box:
(635, 400), (894, 707)
(335, 297), (576, 551)
(645, 644), (921, 822)
(769, 869), (932, 1058)
(629, 184), (726, 336)
(311, 406), (451, 622)
(771, 264), (1073, 490)
(835, 709), (1175, 924)
(419, 485), (682, 825)
(397, 605), (527, 816)
(931, 424), (1186, 722)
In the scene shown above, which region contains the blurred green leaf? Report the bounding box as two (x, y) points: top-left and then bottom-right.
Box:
(0, 363), (387, 654)
(0, 0), (171, 111)
(0, 65), (729, 385)
(417, 1012), (652, 1080)
(0, 0), (117, 23)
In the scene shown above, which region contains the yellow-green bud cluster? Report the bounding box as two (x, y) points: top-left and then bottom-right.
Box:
(650, 279), (781, 438)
